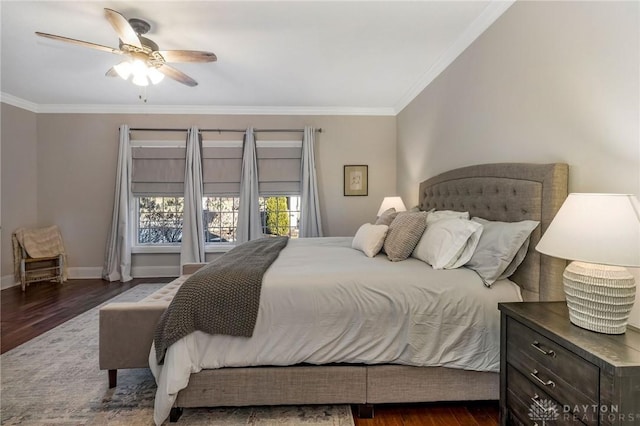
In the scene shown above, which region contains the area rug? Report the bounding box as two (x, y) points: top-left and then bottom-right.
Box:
(0, 284), (355, 425)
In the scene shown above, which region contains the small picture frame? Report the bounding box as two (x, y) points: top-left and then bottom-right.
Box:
(343, 165), (368, 196)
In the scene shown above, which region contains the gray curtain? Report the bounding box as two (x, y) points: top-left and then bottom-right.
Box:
(102, 124), (132, 282)
(299, 126), (323, 237)
(236, 128), (263, 243)
(180, 126), (205, 265)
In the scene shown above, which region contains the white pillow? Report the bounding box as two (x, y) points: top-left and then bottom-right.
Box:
(352, 223), (389, 258)
(412, 218), (483, 269)
(426, 210), (470, 226)
(465, 218), (540, 286)
(498, 235), (531, 280)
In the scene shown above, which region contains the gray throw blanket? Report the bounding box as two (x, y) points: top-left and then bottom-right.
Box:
(154, 236), (289, 364)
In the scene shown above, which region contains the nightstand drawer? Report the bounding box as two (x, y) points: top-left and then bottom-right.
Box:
(500, 303), (640, 426)
(506, 365), (582, 426)
(506, 317), (599, 404)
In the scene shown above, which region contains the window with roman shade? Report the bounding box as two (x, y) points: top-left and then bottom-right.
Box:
(130, 140), (187, 245)
(106, 125), (320, 273)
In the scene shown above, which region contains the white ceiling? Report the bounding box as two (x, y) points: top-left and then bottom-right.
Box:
(0, 1), (512, 115)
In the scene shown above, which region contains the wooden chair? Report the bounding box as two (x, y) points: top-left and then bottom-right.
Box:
(12, 225), (67, 292)
(19, 249), (65, 292)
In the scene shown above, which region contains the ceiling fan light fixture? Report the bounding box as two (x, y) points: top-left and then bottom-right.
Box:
(131, 59), (147, 75)
(132, 73), (149, 87)
(131, 59), (150, 86)
(113, 61), (132, 80)
(147, 67), (165, 85)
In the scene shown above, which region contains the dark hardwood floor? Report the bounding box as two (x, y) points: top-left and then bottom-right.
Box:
(352, 402), (499, 426)
(1, 278), (499, 425)
(1, 276), (174, 353)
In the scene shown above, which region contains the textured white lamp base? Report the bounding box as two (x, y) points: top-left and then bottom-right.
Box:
(563, 261), (636, 334)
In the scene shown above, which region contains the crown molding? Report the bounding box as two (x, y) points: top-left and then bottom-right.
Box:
(0, 94), (395, 116)
(0, 93), (39, 113)
(393, 0), (515, 114)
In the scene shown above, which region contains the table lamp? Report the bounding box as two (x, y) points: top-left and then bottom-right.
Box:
(377, 196), (406, 217)
(536, 193), (640, 334)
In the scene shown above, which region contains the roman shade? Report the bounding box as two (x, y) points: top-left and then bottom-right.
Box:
(256, 141), (302, 195)
(130, 139), (304, 198)
(131, 141), (186, 196)
(202, 141), (243, 195)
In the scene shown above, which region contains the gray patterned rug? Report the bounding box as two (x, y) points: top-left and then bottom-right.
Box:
(0, 284), (355, 425)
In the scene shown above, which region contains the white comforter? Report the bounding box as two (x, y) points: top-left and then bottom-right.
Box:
(150, 237), (522, 424)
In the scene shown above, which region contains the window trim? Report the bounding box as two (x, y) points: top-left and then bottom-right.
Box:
(130, 243), (236, 254)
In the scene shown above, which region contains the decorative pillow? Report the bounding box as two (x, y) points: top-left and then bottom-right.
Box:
(375, 208), (398, 226)
(426, 210), (469, 226)
(412, 218), (483, 269)
(383, 211), (429, 262)
(352, 223), (389, 258)
(465, 218), (540, 286)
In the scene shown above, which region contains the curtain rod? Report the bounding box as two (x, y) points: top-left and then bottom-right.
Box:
(128, 127), (322, 133)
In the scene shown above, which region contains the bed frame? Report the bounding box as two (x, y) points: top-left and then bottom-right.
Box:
(100, 162), (569, 421)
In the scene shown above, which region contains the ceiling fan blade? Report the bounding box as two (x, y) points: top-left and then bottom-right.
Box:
(157, 50), (217, 63)
(157, 64), (198, 87)
(104, 8), (142, 48)
(36, 32), (122, 55)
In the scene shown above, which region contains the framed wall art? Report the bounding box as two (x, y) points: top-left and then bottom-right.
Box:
(343, 165), (368, 196)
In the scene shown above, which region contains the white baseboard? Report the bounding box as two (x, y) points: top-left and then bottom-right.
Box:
(67, 267), (103, 279)
(131, 265), (180, 278)
(2, 274), (18, 290)
(1, 266), (179, 290)
(73, 266), (179, 279)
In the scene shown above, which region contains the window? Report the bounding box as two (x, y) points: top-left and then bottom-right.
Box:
(201, 196), (301, 242)
(137, 196), (184, 244)
(135, 195), (301, 247)
(260, 196), (300, 238)
(203, 197), (239, 243)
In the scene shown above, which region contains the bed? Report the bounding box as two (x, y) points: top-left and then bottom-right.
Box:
(101, 162), (569, 425)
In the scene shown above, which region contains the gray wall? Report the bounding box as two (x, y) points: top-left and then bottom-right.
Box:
(2, 111), (396, 280)
(396, 1), (639, 324)
(1, 104), (39, 282)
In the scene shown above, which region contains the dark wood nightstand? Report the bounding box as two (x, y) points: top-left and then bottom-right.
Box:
(499, 302), (640, 426)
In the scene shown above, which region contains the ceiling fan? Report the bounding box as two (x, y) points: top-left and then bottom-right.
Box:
(36, 8), (217, 87)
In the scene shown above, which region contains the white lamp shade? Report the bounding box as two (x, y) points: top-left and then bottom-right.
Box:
(147, 67), (165, 85)
(132, 73), (149, 87)
(113, 61), (132, 80)
(536, 193), (640, 267)
(377, 196), (406, 216)
(131, 60), (149, 86)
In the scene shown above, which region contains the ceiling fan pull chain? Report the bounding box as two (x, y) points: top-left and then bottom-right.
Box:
(139, 86), (148, 103)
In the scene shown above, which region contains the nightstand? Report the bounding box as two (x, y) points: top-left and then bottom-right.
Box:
(499, 302), (640, 426)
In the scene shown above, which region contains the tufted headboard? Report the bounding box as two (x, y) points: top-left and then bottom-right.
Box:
(418, 163), (569, 301)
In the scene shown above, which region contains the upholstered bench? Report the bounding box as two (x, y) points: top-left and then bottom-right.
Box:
(99, 263), (205, 388)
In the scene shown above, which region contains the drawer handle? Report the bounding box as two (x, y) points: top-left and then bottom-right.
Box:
(531, 341), (556, 357)
(530, 369), (556, 388)
(531, 393), (547, 411)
